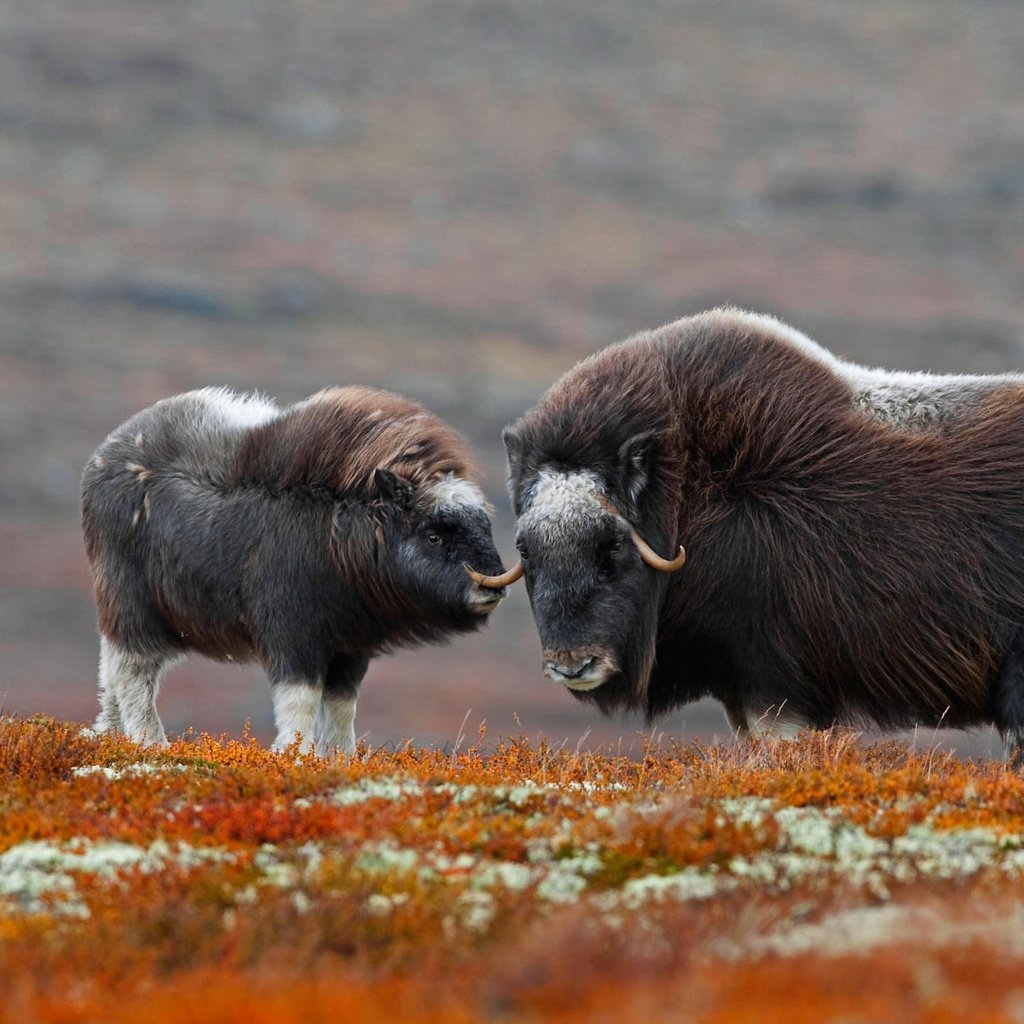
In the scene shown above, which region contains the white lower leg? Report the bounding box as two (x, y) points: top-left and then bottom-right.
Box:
(271, 681), (322, 754)
(103, 641), (169, 746)
(724, 705), (750, 740)
(317, 694), (357, 756)
(94, 638), (123, 734)
(746, 703), (807, 741)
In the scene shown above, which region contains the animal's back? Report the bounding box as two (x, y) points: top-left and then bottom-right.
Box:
(81, 389), (280, 650)
(646, 311), (1024, 727)
(89, 388), (278, 485)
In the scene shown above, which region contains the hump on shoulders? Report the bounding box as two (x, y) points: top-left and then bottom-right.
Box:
(264, 385), (479, 497)
(656, 307), (1024, 429)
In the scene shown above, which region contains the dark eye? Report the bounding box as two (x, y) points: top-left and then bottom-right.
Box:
(516, 541), (529, 561)
(427, 532), (443, 546)
(609, 539), (624, 553)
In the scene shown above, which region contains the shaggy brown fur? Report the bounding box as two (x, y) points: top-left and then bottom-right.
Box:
(230, 386), (478, 505)
(81, 385), (503, 752)
(505, 308), (1024, 751)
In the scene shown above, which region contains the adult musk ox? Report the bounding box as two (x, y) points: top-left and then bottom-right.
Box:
(82, 385), (506, 755)
(470, 307), (1024, 759)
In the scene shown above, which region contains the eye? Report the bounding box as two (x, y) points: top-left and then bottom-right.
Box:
(609, 539), (624, 553)
(516, 540), (529, 561)
(427, 532), (443, 546)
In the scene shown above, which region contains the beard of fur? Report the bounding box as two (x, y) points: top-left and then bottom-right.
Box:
(570, 582), (662, 717)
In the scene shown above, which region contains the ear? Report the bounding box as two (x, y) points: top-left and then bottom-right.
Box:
(373, 468), (415, 511)
(616, 431), (655, 506)
(502, 426), (525, 479)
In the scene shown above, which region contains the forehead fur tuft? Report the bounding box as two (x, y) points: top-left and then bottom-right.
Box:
(520, 468), (608, 541)
(427, 473), (489, 512)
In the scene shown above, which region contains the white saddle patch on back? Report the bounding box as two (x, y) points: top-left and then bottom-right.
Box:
(193, 387), (280, 430)
(709, 308), (1023, 429)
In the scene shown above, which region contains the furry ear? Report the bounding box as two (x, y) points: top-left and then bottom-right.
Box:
(373, 468), (415, 510)
(502, 426), (531, 515)
(502, 426), (525, 479)
(616, 431), (655, 506)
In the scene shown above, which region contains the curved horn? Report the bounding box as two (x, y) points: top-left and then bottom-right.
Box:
(464, 562), (524, 588)
(593, 491), (687, 573)
(630, 531), (686, 572)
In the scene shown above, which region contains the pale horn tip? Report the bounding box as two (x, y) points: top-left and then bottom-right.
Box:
(464, 561), (524, 588)
(632, 532), (686, 572)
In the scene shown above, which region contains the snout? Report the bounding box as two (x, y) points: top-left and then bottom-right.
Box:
(542, 649), (617, 691)
(467, 582), (506, 615)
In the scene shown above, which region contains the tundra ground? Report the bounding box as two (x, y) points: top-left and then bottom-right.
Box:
(2, 714), (1024, 1022)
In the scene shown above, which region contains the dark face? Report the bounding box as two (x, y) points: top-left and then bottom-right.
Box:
(376, 470), (507, 632)
(513, 467), (663, 708)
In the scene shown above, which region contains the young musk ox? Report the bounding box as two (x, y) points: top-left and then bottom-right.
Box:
(82, 386), (507, 755)
(467, 307), (1024, 761)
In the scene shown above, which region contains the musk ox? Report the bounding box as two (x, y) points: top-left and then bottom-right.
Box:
(82, 385), (506, 754)
(469, 307), (1024, 760)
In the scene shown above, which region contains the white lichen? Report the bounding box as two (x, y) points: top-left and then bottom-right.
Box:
(0, 839), (233, 918)
(71, 763), (198, 779)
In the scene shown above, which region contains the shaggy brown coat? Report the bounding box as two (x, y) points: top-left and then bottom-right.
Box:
(81, 385), (503, 752)
(505, 309), (1024, 750)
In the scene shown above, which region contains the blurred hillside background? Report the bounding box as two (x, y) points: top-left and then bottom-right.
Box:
(2, 0), (1023, 755)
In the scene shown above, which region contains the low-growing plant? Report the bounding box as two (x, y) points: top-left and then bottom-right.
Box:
(2, 714), (1024, 1022)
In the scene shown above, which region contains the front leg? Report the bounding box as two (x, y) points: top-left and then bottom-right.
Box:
(317, 652), (370, 757)
(723, 701), (750, 740)
(724, 700), (809, 741)
(98, 638), (173, 746)
(95, 637), (124, 734)
(991, 627), (1024, 769)
(270, 678), (323, 754)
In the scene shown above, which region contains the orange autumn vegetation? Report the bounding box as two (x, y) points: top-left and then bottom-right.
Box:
(2, 714), (1024, 1022)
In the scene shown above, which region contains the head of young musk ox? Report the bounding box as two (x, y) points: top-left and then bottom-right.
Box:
(475, 307), (1024, 763)
(81, 386), (507, 755)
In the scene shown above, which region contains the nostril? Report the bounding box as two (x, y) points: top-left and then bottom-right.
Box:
(546, 657), (594, 680)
